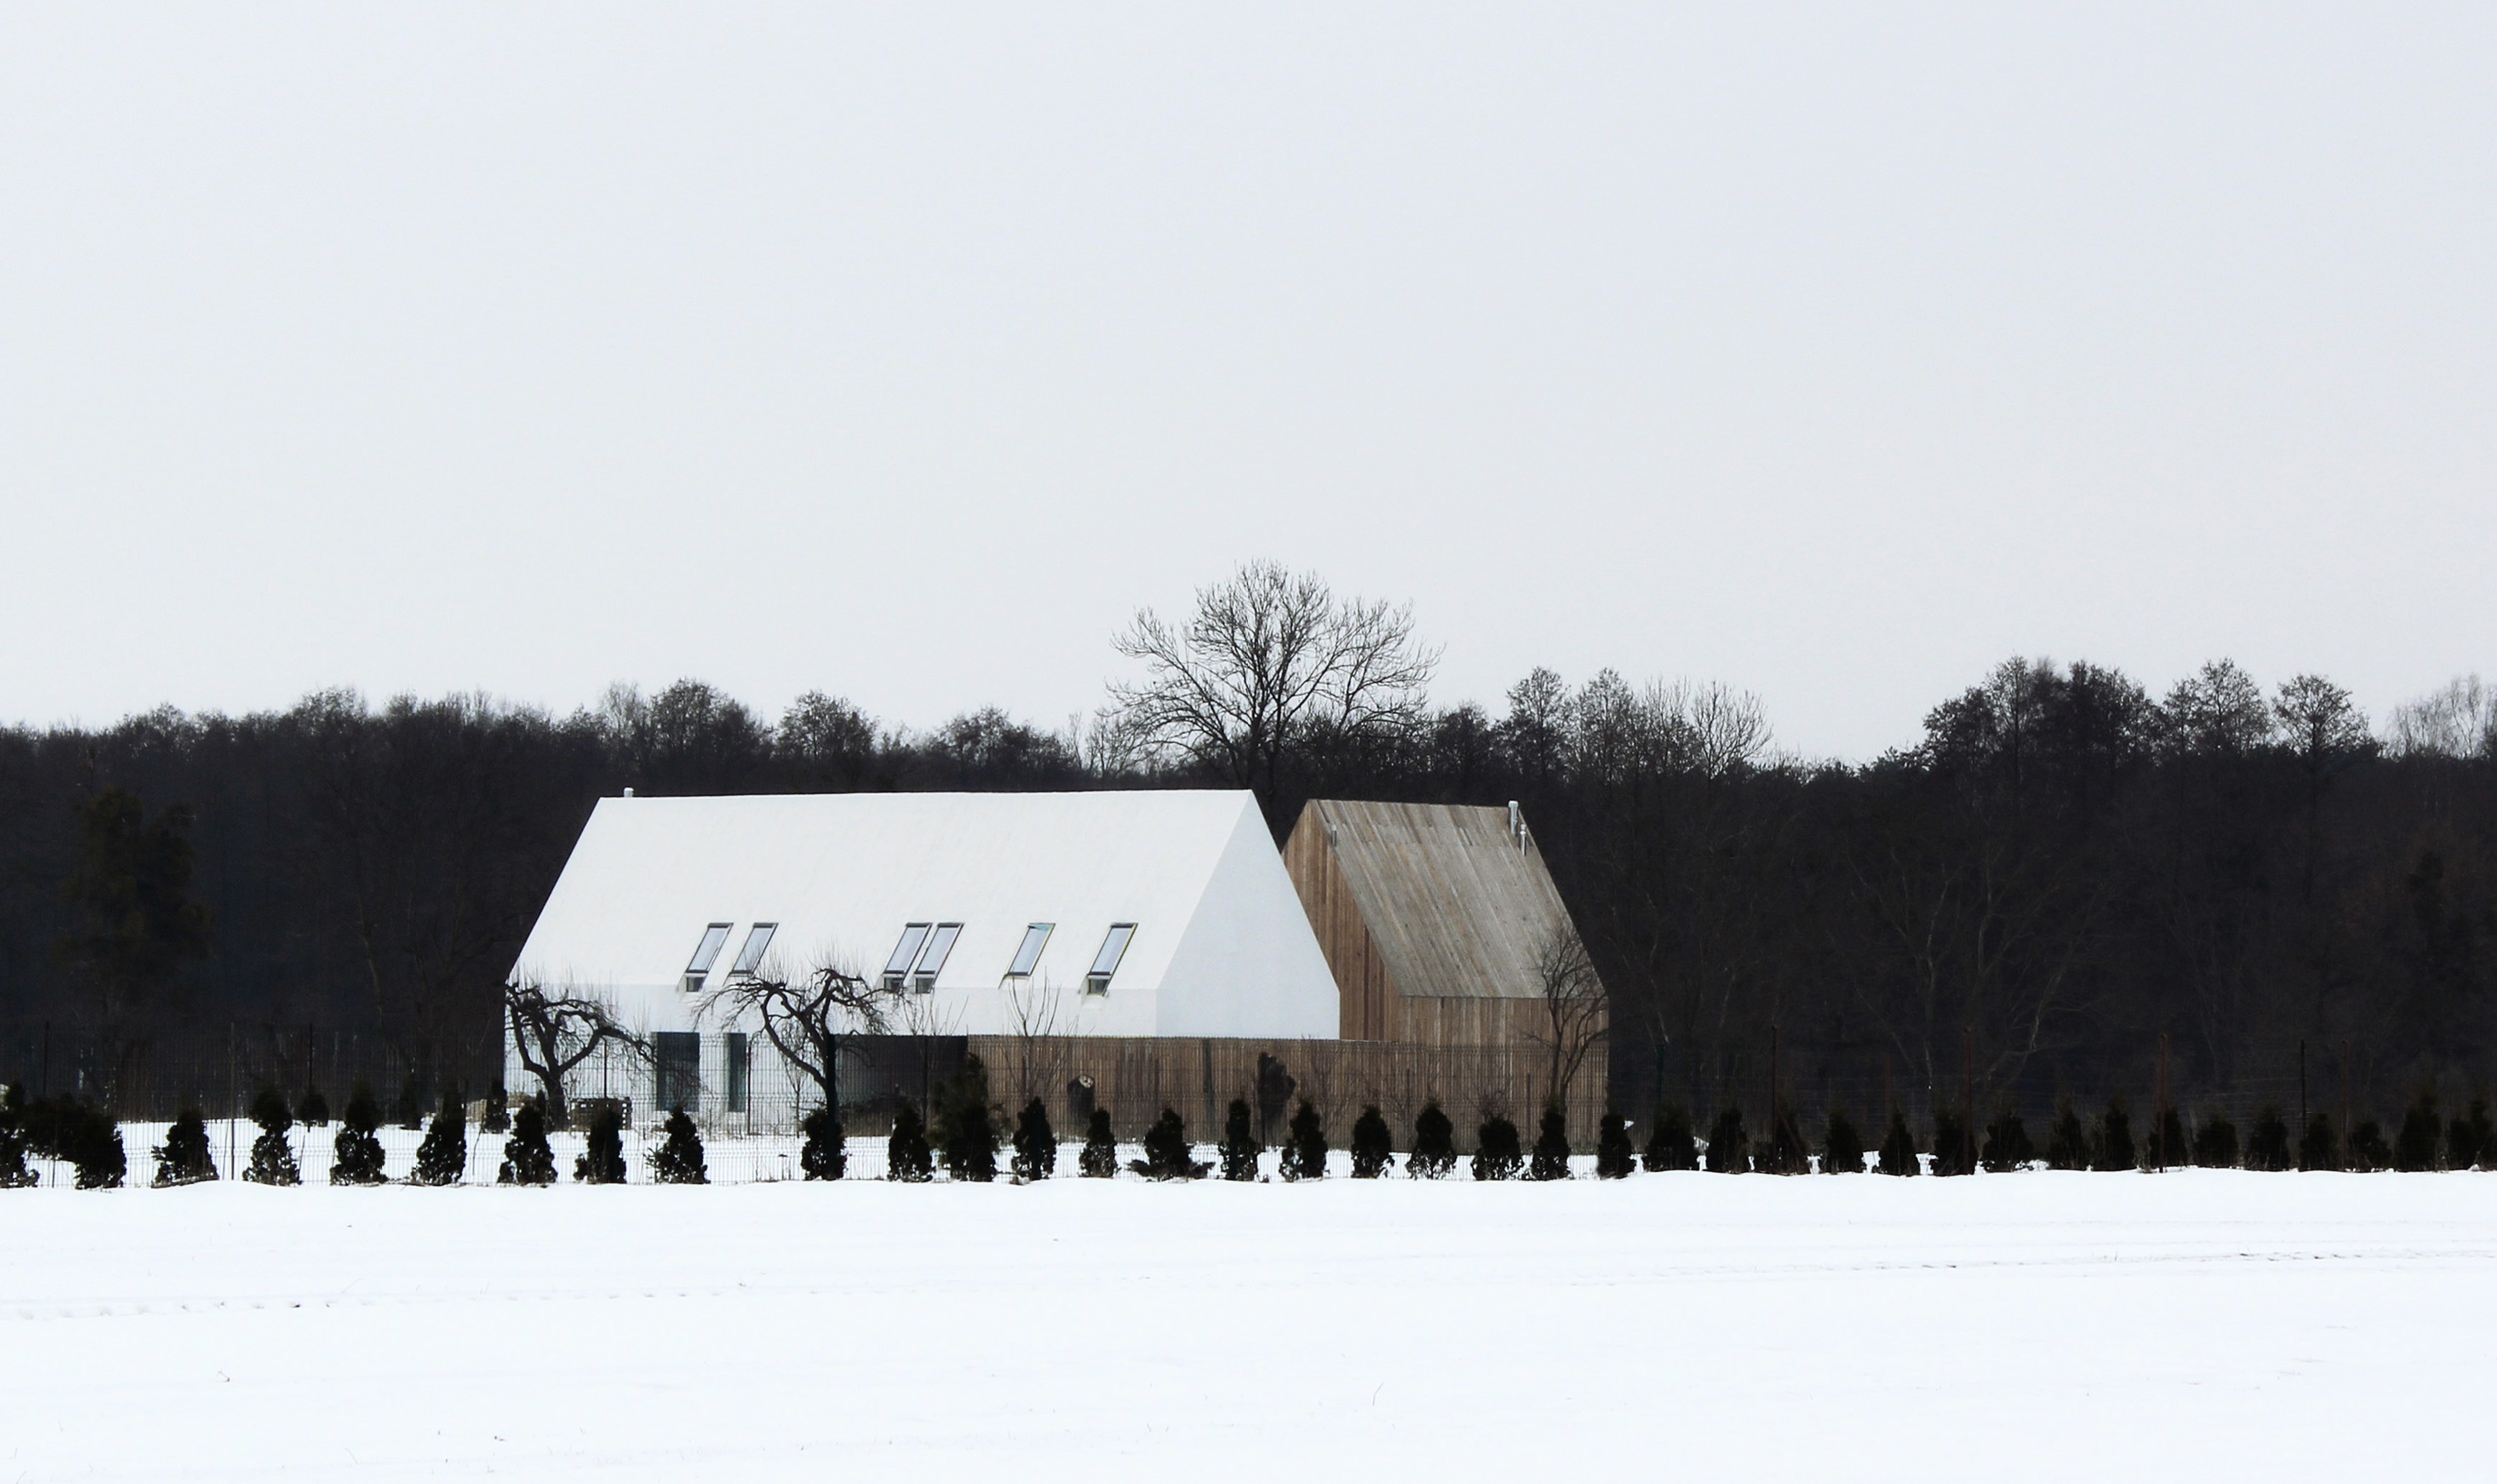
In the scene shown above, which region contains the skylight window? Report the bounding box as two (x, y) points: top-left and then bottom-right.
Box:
(1086, 923), (1135, 995)
(1005, 923), (1053, 979)
(682, 922), (732, 994)
(912, 923), (962, 992)
(882, 923), (932, 990)
(730, 922), (777, 977)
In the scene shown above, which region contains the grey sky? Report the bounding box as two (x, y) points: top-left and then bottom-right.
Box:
(3, 6), (2490, 759)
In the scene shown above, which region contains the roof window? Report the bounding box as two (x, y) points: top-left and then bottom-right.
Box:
(1005, 923), (1054, 979)
(683, 922), (732, 994)
(730, 922), (777, 977)
(882, 923), (932, 990)
(1085, 923), (1135, 995)
(912, 923), (962, 992)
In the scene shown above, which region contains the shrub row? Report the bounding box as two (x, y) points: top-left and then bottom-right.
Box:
(14, 1070), (2493, 1187)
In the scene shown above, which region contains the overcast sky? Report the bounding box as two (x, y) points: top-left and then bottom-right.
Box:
(3, 6), (2490, 760)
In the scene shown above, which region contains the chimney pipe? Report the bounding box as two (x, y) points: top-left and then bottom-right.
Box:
(1508, 800), (1523, 851)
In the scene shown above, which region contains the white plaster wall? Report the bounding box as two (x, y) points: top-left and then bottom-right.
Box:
(1154, 801), (1341, 1038)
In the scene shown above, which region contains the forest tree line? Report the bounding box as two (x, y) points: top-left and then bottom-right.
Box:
(2, 563), (2491, 1126)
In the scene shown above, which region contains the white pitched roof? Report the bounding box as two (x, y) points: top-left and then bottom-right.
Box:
(510, 788), (1340, 1038)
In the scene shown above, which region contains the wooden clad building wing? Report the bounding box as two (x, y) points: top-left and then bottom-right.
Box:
(1283, 799), (1603, 1046)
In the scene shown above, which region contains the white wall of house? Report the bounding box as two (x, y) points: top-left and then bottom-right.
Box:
(508, 789), (1339, 1061)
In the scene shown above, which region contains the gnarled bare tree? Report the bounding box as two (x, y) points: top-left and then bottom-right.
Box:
(1108, 561), (1437, 818)
(503, 981), (650, 1128)
(697, 956), (898, 1117)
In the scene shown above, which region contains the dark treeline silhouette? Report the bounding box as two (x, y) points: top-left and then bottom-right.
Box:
(3, 576), (2493, 1127)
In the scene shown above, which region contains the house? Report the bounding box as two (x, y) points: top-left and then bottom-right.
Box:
(506, 789), (1341, 1117)
(1282, 798), (1604, 1047)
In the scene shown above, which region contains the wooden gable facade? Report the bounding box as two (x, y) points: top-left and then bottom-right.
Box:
(1282, 798), (1604, 1048)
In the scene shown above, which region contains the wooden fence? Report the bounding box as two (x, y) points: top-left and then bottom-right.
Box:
(967, 1034), (1611, 1150)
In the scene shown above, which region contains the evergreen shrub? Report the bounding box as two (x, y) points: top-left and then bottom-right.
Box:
(886, 1101), (933, 1183)
(2298, 1113), (2341, 1172)
(1822, 1107), (1865, 1174)
(1219, 1098), (1259, 1182)
(2243, 1106), (2290, 1171)
(1471, 1113), (1522, 1181)
(243, 1086), (300, 1186)
(1981, 1109), (2033, 1172)
(297, 1087), (331, 1127)
(155, 1109), (218, 1186)
(2348, 1118), (2391, 1172)
(1930, 1109), (1974, 1177)
(1131, 1108), (1206, 1180)
(67, 1107), (126, 1189)
(1759, 1107), (1810, 1176)
(1079, 1107), (1118, 1178)
(1877, 1111), (1919, 1176)
(414, 1092), (469, 1185)
(1012, 1097), (1056, 1182)
(0, 1085), (34, 1188)
(800, 1105), (847, 1180)
(1594, 1109), (1634, 1179)
(1281, 1100), (1328, 1181)
(2045, 1101), (2090, 1170)
(2151, 1107), (2187, 1169)
(574, 1101), (626, 1185)
(2394, 1091), (2442, 1172)
(482, 1083), (510, 1135)
(2092, 1100), (2137, 1172)
(331, 1083), (389, 1185)
(498, 1099), (557, 1185)
(1528, 1104), (1570, 1181)
(2447, 1098), (2494, 1170)
(1703, 1107), (1749, 1174)
(1408, 1101), (1457, 1179)
(1643, 1105), (1698, 1172)
(2192, 1112), (2240, 1170)
(1350, 1105), (1395, 1178)
(935, 1056), (998, 1183)
(651, 1107), (707, 1184)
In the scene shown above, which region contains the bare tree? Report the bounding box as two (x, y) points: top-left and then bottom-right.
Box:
(1108, 561), (1438, 812)
(697, 956), (898, 1117)
(1526, 924), (1607, 1111)
(2387, 675), (2496, 760)
(998, 975), (1068, 1108)
(503, 981), (650, 1128)
(2274, 674), (2373, 903)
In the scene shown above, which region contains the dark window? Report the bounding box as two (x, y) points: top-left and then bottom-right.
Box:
(723, 1032), (749, 1113)
(654, 1031), (701, 1113)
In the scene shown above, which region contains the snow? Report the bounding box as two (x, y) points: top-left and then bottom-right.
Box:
(7, 1136), (2496, 1482)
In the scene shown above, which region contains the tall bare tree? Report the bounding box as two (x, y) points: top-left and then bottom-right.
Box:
(1527, 923), (1606, 1112)
(502, 981), (649, 1128)
(1108, 561), (1438, 817)
(2274, 674), (2372, 903)
(697, 956), (898, 1116)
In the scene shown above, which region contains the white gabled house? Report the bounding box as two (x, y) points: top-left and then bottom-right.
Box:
(507, 789), (1340, 1117)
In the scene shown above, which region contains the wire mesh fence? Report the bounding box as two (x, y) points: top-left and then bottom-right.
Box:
(6, 1020), (2477, 1167)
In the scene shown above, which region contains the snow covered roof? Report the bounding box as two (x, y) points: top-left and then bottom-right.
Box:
(511, 788), (1339, 1038)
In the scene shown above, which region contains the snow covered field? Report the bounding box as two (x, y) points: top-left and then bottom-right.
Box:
(7, 1147), (2496, 1482)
